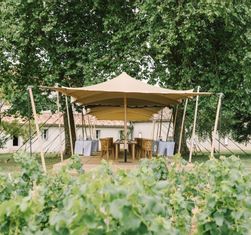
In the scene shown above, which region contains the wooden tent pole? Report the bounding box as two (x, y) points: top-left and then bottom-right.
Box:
(124, 95), (128, 162)
(81, 108), (84, 140)
(56, 85), (64, 162)
(28, 86), (47, 173)
(178, 99), (188, 154)
(71, 102), (77, 140)
(152, 119), (156, 141)
(166, 109), (173, 141)
(173, 105), (179, 135)
(65, 95), (74, 155)
(211, 93), (223, 158)
(87, 115), (92, 139)
(189, 86), (200, 163)
(158, 109), (163, 140)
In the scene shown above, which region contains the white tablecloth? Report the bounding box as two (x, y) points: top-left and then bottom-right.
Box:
(74, 140), (93, 156)
(153, 141), (175, 156)
(91, 140), (99, 152)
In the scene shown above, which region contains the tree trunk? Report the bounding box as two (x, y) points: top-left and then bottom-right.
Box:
(174, 107), (189, 157)
(63, 102), (76, 158)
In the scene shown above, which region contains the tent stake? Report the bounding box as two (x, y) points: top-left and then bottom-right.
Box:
(28, 86), (47, 173)
(211, 93), (223, 158)
(189, 86), (200, 163)
(178, 99), (188, 154)
(124, 95), (128, 162)
(65, 96), (74, 156)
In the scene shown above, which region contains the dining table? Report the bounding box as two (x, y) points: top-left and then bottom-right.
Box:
(114, 139), (137, 161)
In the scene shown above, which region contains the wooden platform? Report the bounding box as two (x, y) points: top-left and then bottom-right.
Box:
(53, 154), (141, 172)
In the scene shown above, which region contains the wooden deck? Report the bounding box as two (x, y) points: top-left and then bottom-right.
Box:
(53, 153), (141, 172)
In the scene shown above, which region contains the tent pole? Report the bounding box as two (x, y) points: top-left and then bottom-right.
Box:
(211, 93), (223, 158)
(166, 108), (173, 141)
(156, 118), (159, 140)
(81, 108), (84, 140)
(71, 102), (77, 140)
(152, 119), (156, 141)
(65, 95), (74, 156)
(28, 86), (47, 173)
(56, 85), (64, 162)
(158, 109), (163, 140)
(189, 86), (200, 163)
(173, 105), (179, 140)
(27, 89), (32, 156)
(87, 115), (92, 139)
(178, 99), (188, 154)
(124, 95), (128, 162)
(93, 119), (96, 140)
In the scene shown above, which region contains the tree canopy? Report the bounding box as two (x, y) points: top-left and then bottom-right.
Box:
(0, 0), (250, 143)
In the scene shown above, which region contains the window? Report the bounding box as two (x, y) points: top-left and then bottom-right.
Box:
(96, 130), (101, 139)
(42, 129), (49, 140)
(13, 136), (19, 146)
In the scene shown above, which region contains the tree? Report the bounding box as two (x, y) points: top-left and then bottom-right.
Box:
(125, 1), (251, 152)
(1, 0), (250, 157)
(0, 0), (136, 156)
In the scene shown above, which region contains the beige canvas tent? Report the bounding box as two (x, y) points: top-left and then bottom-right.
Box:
(45, 72), (210, 162)
(51, 72), (209, 107)
(88, 106), (161, 121)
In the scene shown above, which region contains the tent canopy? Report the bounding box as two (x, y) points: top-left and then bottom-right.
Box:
(47, 72), (210, 108)
(88, 106), (161, 121)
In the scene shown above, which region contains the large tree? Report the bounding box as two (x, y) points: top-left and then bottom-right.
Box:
(0, 0), (136, 156)
(1, 0), (250, 156)
(126, 1), (251, 151)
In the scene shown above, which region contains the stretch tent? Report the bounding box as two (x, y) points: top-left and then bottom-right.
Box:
(88, 106), (161, 121)
(45, 72), (210, 162)
(48, 72), (209, 107)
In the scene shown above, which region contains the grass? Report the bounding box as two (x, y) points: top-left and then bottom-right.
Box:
(1, 151), (251, 174)
(183, 152), (251, 170)
(0, 153), (61, 174)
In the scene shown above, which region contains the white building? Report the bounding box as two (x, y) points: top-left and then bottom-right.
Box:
(0, 110), (250, 155)
(0, 111), (171, 154)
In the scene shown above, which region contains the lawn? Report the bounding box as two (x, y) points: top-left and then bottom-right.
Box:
(0, 153), (61, 174)
(183, 152), (251, 170)
(1, 151), (251, 174)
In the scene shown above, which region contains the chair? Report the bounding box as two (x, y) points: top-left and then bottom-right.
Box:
(100, 138), (114, 160)
(135, 138), (143, 159)
(142, 139), (153, 159)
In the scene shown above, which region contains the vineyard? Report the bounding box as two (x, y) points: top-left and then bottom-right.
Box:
(0, 154), (251, 235)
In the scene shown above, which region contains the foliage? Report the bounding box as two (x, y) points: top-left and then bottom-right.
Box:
(66, 155), (84, 174)
(139, 156), (168, 180)
(0, 120), (35, 143)
(0, 153), (250, 234)
(1, 0), (250, 146)
(13, 153), (43, 196)
(129, 0), (251, 142)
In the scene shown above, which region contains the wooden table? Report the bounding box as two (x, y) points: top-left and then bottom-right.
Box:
(114, 140), (137, 161)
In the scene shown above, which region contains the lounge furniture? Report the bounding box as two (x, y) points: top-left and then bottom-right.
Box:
(100, 138), (114, 160)
(135, 138), (143, 159)
(114, 139), (137, 161)
(142, 139), (153, 159)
